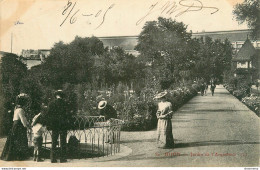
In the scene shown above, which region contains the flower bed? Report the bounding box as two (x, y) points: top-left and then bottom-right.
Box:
(65, 82), (201, 131)
(224, 83), (259, 117)
(119, 84), (199, 131)
(241, 95), (260, 117)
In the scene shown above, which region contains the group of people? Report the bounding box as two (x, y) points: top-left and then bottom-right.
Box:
(1, 81), (216, 162)
(200, 79), (217, 96)
(0, 90), (117, 163)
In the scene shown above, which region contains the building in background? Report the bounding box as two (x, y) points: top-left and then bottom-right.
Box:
(20, 49), (50, 69)
(232, 39), (260, 81)
(99, 29), (260, 56)
(21, 49), (50, 61)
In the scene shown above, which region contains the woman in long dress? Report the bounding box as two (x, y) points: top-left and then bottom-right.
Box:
(1, 94), (30, 161)
(155, 92), (174, 148)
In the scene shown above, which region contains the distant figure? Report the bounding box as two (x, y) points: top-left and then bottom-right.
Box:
(31, 104), (47, 162)
(154, 91), (174, 149)
(98, 100), (117, 143)
(98, 100), (117, 121)
(46, 90), (69, 163)
(200, 83), (206, 96)
(1, 93), (30, 161)
(210, 79), (216, 96)
(204, 82), (208, 96)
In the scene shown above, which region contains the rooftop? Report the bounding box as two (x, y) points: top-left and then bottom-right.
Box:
(232, 39), (256, 61)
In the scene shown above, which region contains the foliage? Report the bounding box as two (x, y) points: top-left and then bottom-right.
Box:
(0, 53), (27, 135)
(135, 17), (233, 85)
(135, 17), (193, 84)
(242, 95), (260, 116)
(233, 0), (260, 39)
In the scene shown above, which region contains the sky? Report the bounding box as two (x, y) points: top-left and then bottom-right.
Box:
(0, 0), (247, 54)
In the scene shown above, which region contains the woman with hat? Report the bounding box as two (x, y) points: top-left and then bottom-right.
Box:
(98, 100), (117, 143)
(98, 100), (117, 121)
(154, 91), (174, 149)
(1, 93), (30, 161)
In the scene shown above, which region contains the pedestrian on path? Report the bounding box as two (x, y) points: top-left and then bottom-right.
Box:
(200, 83), (206, 96)
(1, 93), (30, 161)
(31, 103), (47, 162)
(204, 82), (208, 96)
(154, 91), (174, 149)
(46, 90), (69, 163)
(210, 79), (216, 96)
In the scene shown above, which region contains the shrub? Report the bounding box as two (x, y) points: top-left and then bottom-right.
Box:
(242, 95), (260, 116)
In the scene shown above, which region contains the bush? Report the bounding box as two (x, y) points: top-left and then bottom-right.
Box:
(242, 95), (260, 116)
(233, 90), (247, 100)
(120, 83), (199, 131)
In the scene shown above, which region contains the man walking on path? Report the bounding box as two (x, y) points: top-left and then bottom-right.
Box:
(210, 78), (216, 96)
(46, 90), (69, 163)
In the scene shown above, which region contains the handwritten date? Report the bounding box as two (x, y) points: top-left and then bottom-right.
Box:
(60, 0), (115, 29)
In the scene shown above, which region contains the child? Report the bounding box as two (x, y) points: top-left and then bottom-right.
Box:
(31, 105), (47, 162)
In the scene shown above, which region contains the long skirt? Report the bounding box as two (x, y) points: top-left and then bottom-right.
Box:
(157, 118), (174, 148)
(1, 120), (29, 161)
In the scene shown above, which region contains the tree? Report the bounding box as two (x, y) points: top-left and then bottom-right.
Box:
(41, 36), (106, 88)
(191, 37), (233, 82)
(135, 17), (193, 86)
(233, 0), (260, 39)
(0, 53), (27, 135)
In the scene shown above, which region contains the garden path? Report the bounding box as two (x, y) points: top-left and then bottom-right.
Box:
(1, 85), (259, 167)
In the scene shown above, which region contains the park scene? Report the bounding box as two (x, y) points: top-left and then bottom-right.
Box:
(0, 0), (259, 167)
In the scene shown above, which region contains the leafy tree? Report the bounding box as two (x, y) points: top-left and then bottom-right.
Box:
(0, 53), (27, 134)
(42, 36), (106, 88)
(135, 17), (193, 85)
(233, 0), (260, 39)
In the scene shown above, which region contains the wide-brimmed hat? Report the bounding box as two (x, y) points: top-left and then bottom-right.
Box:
(154, 91), (167, 99)
(98, 100), (107, 109)
(54, 89), (64, 97)
(16, 93), (29, 106)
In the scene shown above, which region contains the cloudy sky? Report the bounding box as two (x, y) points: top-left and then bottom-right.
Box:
(0, 0), (247, 54)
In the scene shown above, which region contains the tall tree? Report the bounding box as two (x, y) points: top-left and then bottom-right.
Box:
(135, 17), (192, 85)
(233, 0), (260, 39)
(0, 53), (27, 134)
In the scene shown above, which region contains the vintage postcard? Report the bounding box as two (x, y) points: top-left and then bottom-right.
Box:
(0, 0), (259, 168)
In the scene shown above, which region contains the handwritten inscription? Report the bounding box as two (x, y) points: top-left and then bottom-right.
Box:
(14, 21), (24, 25)
(136, 0), (219, 25)
(60, 0), (219, 28)
(60, 0), (115, 29)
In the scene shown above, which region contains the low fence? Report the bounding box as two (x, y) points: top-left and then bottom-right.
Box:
(27, 115), (123, 159)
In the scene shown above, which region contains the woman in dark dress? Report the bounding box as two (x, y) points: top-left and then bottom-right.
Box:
(1, 94), (30, 161)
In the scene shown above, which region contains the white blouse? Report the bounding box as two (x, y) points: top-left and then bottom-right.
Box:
(13, 108), (28, 127)
(157, 101), (173, 119)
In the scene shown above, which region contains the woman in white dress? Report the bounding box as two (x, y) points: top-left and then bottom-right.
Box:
(155, 91), (174, 148)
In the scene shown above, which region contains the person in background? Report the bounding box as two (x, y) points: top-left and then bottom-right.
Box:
(154, 91), (174, 149)
(210, 78), (216, 96)
(31, 103), (47, 162)
(46, 90), (69, 163)
(98, 100), (117, 143)
(204, 82), (208, 96)
(1, 93), (30, 161)
(200, 82), (206, 96)
(98, 100), (117, 121)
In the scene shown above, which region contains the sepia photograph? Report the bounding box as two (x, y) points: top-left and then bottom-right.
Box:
(0, 0), (259, 168)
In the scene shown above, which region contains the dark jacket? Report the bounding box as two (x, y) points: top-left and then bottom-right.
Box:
(46, 98), (69, 130)
(100, 104), (117, 121)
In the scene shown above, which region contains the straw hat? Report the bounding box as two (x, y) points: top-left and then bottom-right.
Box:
(154, 91), (167, 99)
(98, 100), (107, 109)
(54, 89), (64, 98)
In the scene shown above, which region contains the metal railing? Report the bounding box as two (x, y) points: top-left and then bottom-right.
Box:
(27, 115), (123, 159)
